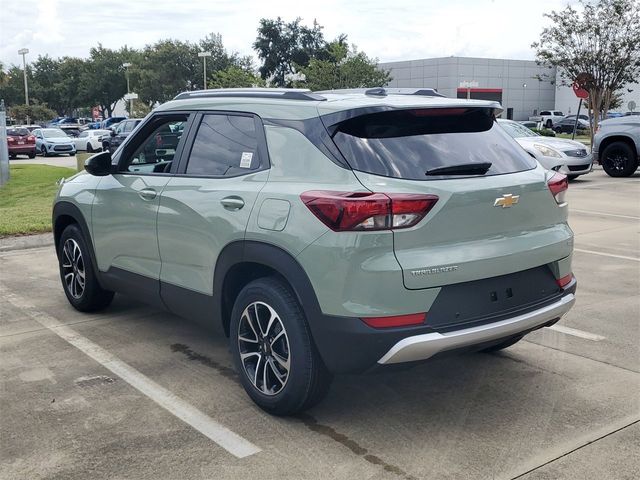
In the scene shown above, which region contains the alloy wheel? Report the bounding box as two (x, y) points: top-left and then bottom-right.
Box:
(237, 301), (291, 395)
(604, 149), (628, 173)
(61, 238), (85, 299)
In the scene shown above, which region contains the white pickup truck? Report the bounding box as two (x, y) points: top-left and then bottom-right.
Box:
(529, 110), (565, 128)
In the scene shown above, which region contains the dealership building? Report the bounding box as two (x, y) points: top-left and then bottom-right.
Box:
(379, 56), (639, 120)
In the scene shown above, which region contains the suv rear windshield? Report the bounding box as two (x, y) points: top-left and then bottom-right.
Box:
(330, 108), (536, 180)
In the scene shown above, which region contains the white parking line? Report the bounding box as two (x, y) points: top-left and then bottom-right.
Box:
(2, 287), (261, 459)
(574, 248), (640, 262)
(571, 209), (640, 220)
(547, 325), (606, 341)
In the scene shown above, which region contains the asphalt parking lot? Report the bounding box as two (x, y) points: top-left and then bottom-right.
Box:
(1, 169), (638, 480)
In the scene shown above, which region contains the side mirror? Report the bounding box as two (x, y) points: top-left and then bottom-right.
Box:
(84, 151), (113, 176)
(110, 130), (116, 137)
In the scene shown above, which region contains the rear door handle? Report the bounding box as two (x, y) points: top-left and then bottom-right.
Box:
(221, 196), (245, 210)
(138, 188), (157, 201)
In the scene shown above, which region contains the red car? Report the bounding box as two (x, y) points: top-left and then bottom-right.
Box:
(7, 127), (36, 159)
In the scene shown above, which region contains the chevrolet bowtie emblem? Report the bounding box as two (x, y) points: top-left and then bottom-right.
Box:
(494, 194), (520, 208)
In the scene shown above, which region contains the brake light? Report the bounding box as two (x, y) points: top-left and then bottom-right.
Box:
(27, 135), (35, 143)
(300, 191), (438, 231)
(556, 273), (573, 288)
(7, 136), (14, 143)
(547, 172), (568, 204)
(361, 312), (426, 329)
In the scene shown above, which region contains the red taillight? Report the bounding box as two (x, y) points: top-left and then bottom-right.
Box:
(361, 312), (426, 329)
(7, 136), (14, 143)
(300, 191), (438, 232)
(556, 273), (573, 288)
(547, 172), (568, 204)
(27, 135), (35, 143)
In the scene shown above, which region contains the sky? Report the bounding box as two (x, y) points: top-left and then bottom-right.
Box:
(0, 0), (577, 68)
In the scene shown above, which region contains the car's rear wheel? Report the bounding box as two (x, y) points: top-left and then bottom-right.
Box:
(601, 141), (638, 177)
(9, 153), (16, 159)
(58, 224), (114, 312)
(545, 120), (552, 128)
(554, 127), (562, 133)
(28, 151), (35, 159)
(230, 277), (332, 415)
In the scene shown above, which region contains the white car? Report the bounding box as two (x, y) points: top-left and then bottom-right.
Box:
(498, 119), (593, 179)
(73, 129), (111, 153)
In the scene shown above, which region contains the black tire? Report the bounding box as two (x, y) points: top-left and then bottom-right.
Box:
(601, 141), (638, 177)
(9, 153), (16, 159)
(28, 151), (35, 159)
(482, 334), (525, 353)
(86, 143), (94, 153)
(554, 127), (562, 133)
(229, 277), (332, 415)
(567, 174), (580, 180)
(58, 224), (114, 312)
(545, 120), (552, 128)
(41, 145), (49, 157)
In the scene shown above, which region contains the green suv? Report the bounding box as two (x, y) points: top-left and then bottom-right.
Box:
(53, 88), (576, 415)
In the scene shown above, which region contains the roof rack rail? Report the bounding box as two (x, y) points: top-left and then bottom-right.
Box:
(315, 87), (445, 98)
(173, 88), (326, 101)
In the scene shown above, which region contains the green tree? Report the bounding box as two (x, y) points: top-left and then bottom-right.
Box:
(30, 56), (89, 115)
(253, 17), (326, 86)
(131, 39), (199, 105)
(532, 0), (640, 134)
(0, 64), (30, 108)
(8, 104), (56, 124)
(211, 66), (264, 89)
(295, 39), (391, 91)
(80, 45), (131, 117)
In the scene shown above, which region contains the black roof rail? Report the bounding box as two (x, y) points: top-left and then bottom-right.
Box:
(173, 88), (326, 101)
(315, 87), (445, 98)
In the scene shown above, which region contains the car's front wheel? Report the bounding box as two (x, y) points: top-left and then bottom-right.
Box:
(230, 277), (332, 415)
(58, 224), (114, 312)
(601, 141), (638, 177)
(86, 143), (94, 153)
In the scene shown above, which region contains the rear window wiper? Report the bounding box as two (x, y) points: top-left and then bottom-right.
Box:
(425, 162), (492, 176)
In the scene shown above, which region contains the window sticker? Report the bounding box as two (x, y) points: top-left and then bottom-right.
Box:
(240, 152), (253, 168)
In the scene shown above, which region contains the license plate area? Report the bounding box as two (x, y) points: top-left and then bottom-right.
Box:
(427, 266), (561, 331)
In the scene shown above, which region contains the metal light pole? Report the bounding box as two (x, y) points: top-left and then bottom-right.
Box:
(522, 83), (527, 122)
(198, 51), (212, 90)
(0, 100), (9, 186)
(18, 48), (29, 107)
(122, 63), (132, 115)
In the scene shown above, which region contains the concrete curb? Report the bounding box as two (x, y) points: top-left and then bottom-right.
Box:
(0, 233), (54, 252)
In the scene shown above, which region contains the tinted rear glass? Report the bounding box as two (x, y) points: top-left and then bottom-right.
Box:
(331, 108), (537, 180)
(7, 128), (29, 136)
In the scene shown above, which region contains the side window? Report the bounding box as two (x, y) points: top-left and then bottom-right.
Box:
(185, 114), (261, 176)
(540, 111), (550, 116)
(120, 116), (188, 174)
(123, 121), (135, 133)
(78, 131), (88, 138)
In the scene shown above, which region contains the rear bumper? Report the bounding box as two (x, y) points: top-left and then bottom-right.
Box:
(378, 292), (574, 364)
(310, 279), (576, 373)
(9, 145), (35, 154)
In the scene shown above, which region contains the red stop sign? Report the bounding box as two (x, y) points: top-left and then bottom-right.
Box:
(572, 82), (589, 99)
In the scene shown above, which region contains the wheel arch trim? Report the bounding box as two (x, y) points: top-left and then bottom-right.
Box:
(213, 240), (325, 338)
(52, 201), (100, 277)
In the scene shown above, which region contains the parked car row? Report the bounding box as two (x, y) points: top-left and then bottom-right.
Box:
(498, 119), (592, 179)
